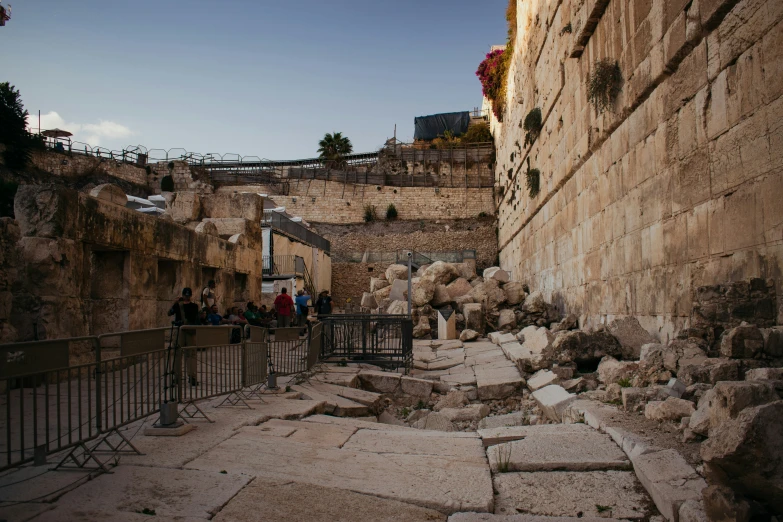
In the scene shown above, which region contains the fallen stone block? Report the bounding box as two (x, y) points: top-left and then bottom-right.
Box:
(604, 426), (661, 459)
(527, 370), (560, 391)
(622, 386), (676, 412)
(439, 404), (491, 423)
(460, 329), (480, 342)
(412, 412), (458, 432)
(707, 381), (779, 433)
(483, 266), (509, 283)
(358, 371), (402, 393)
(478, 423), (587, 447)
(385, 264), (409, 283)
(476, 412), (528, 431)
(745, 367), (783, 380)
(531, 385), (577, 422)
(678, 359), (741, 385)
(434, 390), (469, 411)
(644, 398), (696, 422)
(487, 424), (629, 472)
(597, 356), (639, 384)
(476, 366), (525, 400)
(608, 316), (656, 359)
(369, 277), (389, 292)
(720, 323), (765, 359)
(489, 331), (516, 345)
(401, 376), (434, 398)
(631, 449), (707, 522)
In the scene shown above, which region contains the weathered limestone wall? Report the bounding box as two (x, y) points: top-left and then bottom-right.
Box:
(5, 184), (265, 342)
(495, 0), (783, 340)
(30, 150), (149, 187)
(331, 262), (388, 307)
(217, 180), (495, 224)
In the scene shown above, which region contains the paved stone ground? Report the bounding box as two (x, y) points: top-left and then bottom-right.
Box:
(0, 353), (664, 521)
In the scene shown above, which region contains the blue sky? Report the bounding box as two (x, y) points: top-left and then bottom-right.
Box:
(2, 0), (506, 159)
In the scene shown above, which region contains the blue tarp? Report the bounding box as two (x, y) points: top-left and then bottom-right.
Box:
(414, 111), (470, 141)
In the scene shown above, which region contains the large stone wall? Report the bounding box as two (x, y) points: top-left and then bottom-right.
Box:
(331, 262), (388, 307)
(217, 180), (495, 224)
(5, 184), (266, 342)
(30, 150), (149, 188)
(494, 0), (783, 341)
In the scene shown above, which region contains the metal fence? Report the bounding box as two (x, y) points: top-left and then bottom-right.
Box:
(0, 323), (322, 473)
(319, 315), (413, 372)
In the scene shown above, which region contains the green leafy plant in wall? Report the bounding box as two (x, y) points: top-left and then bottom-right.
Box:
(587, 59), (623, 114)
(363, 204), (377, 222)
(385, 203), (398, 220)
(525, 158), (540, 198)
(523, 107), (542, 146)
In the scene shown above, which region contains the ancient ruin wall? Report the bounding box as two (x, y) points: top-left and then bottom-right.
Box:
(5, 185), (266, 342)
(494, 0), (783, 341)
(217, 180), (495, 224)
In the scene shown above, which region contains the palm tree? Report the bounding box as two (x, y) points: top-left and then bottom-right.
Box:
(317, 132), (353, 165)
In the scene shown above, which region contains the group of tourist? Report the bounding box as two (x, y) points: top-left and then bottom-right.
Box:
(167, 279), (333, 330)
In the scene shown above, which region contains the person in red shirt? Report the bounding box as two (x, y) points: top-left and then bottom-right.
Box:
(273, 287), (295, 328)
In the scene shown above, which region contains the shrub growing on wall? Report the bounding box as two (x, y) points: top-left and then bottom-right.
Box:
(161, 175), (174, 192)
(363, 204), (377, 222)
(587, 59), (623, 114)
(523, 108), (542, 146)
(461, 122), (493, 143)
(386, 203), (398, 220)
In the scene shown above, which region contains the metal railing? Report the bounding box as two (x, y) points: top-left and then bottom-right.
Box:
(0, 323), (324, 473)
(262, 255), (300, 276)
(262, 212), (331, 254)
(333, 249), (476, 264)
(35, 133), (494, 188)
(319, 315), (413, 372)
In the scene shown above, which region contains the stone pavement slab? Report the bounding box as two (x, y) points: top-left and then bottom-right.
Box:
(475, 366), (525, 400)
(478, 424), (587, 446)
(449, 515), (626, 522)
(121, 398), (326, 468)
(291, 384), (369, 417)
(307, 381), (381, 406)
(250, 419), (357, 448)
(463, 342), (503, 354)
(184, 432), (494, 514)
(213, 476), (447, 522)
(32, 465), (250, 520)
(301, 414), (411, 431)
(312, 371), (360, 387)
(0, 503), (55, 522)
(487, 424), (630, 472)
(492, 471), (650, 519)
(341, 428), (486, 462)
(478, 412), (528, 430)
(630, 449), (707, 522)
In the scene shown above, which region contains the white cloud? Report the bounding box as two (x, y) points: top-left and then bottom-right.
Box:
(26, 111), (134, 148)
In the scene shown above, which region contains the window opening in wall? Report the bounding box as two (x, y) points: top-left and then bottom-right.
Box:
(90, 249), (130, 336)
(234, 272), (249, 303)
(367, 267), (373, 272)
(157, 259), (180, 301)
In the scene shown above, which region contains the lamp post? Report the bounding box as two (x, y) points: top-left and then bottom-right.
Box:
(407, 252), (412, 316)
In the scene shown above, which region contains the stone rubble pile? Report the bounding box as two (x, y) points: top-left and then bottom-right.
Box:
(362, 261), (564, 338)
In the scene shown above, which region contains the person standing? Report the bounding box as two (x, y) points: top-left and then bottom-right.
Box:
(294, 290), (310, 326)
(201, 280), (218, 310)
(167, 287), (201, 386)
(274, 287), (294, 328)
(315, 290), (333, 317)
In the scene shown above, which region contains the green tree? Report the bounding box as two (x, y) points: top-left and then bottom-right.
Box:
(317, 132), (353, 164)
(0, 82), (41, 169)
